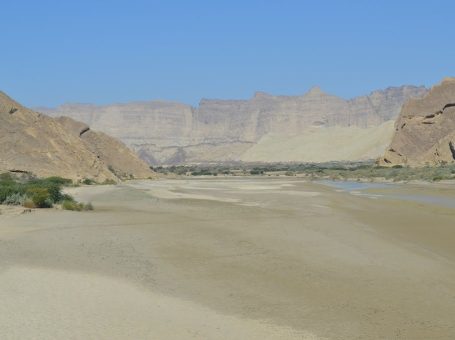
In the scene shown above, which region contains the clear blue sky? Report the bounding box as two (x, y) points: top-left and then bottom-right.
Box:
(2, 0), (454, 107)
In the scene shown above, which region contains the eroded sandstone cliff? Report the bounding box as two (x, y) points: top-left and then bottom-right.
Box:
(380, 78), (455, 166)
(0, 91), (153, 180)
(40, 85), (427, 165)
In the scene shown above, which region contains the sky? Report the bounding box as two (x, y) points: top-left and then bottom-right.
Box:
(1, 0), (454, 107)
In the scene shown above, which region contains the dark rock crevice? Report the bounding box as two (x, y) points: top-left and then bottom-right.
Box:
(433, 103), (455, 116)
(79, 127), (90, 137)
(442, 103), (455, 111)
(449, 141), (455, 160)
(8, 169), (31, 174)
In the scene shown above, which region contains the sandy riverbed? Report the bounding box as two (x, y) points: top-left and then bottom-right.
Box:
(0, 178), (454, 339)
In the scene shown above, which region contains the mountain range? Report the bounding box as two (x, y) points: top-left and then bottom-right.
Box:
(39, 85), (428, 165)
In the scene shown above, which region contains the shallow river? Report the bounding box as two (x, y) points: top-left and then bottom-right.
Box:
(319, 179), (455, 208)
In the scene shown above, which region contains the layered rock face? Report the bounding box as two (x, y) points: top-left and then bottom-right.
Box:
(380, 78), (455, 166)
(0, 91), (153, 180)
(40, 85), (427, 165)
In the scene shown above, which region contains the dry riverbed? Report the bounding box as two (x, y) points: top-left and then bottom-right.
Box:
(0, 178), (454, 339)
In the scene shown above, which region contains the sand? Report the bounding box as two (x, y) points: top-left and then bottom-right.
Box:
(1, 178), (455, 339)
(241, 121), (395, 162)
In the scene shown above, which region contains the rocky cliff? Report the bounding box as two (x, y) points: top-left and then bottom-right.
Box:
(380, 78), (455, 166)
(0, 91), (153, 180)
(40, 85), (427, 165)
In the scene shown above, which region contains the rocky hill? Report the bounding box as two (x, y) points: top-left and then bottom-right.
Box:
(39, 85), (427, 165)
(0, 91), (153, 181)
(380, 78), (455, 166)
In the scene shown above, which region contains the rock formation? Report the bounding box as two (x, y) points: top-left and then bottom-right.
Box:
(39, 85), (427, 165)
(0, 91), (153, 181)
(380, 78), (455, 166)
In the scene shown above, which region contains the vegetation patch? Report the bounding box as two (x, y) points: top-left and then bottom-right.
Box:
(82, 178), (117, 185)
(61, 199), (94, 211)
(0, 173), (93, 210)
(151, 161), (455, 182)
(82, 178), (97, 185)
(102, 179), (117, 185)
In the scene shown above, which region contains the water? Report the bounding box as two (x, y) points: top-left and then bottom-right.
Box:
(319, 180), (455, 208)
(318, 180), (390, 192)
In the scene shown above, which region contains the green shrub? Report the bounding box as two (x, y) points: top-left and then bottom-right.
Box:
(26, 183), (61, 202)
(102, 179), (117, 185)
(0, 175), (74, 208)
(62, 200), (94, 211)
(82, 178), (96, 185)
(0, 186), (18, 203)
(61, 193), (75, 202)
(62, 200), (82, 211)
(24, 177), (72, 203)
(3, 193), (26, 205)
(44, 177), (73, 186)
(27, 188), (52, 208)
(23, 199), (36, 209)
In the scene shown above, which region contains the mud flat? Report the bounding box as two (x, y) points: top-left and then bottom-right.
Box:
(1, 178), (454, 339)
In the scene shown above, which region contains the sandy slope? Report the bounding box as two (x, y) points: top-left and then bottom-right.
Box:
(241, 120), (395, 162)
(1, 179), (455, 339)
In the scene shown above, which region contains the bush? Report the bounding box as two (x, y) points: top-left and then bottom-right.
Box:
(0, 185), (21, 203)
(62, 200), (94, 211)
(23, 199), (36, 209)
(61, 193), (74, 202)
(0, 175), (76, 209)
(3, 193), (26, 205)
(62, 200), (83, 211)
(82, 178), (96, 185)
(25, 177), (71, 202)
(44, 177), (73, 186)
(28, 183), (60, 202)
(250, 169), (263, 175)
(102, 179), (117, 185)
(27, 188), (53, 208)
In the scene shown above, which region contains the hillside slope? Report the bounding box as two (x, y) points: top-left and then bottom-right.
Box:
(380, 78), (455, 166)
(0, 91), (153, 180)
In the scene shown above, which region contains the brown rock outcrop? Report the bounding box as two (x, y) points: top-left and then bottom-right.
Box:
(380, 78), (455, 166)
(0, 91), (153, 180)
